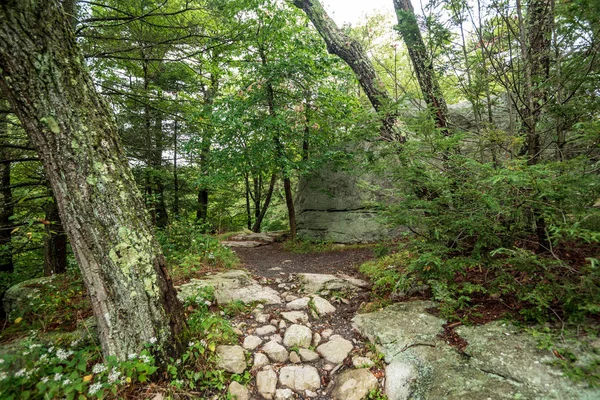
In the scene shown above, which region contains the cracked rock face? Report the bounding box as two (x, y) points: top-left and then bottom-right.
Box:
(262, 340), (289, 363)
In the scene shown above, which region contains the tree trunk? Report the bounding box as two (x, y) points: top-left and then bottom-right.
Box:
(292, 0), (404, 143)
(259, 46), (297, 238)
(153, 116), (168, 228)
(244, 173), (252, 230)
(252, 173), (277, 233)
(0, 0), (187, 362)
(393, 0), (449, 132)
(0, 100), (12, 273)
(44, 197), (67, 275)
(283, 177), (297, 239)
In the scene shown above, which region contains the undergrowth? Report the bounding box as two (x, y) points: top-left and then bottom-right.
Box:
(0, 285), (250, 399)
(157, 221), (239, 283)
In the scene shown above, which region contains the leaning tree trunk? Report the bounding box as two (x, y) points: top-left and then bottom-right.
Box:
(0, 0), (187, 362)
(393, 0), (449, 132)
(292, 0), (403, 143)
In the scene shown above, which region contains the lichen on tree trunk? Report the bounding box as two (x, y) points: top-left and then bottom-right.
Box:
(0, 0), (187, 362)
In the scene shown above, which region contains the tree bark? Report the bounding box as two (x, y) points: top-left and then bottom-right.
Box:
(292, 0), (404, 143)
(393, 0), (449, 132)
(44, 197), (67, 275)
(0, 0), (187, 362)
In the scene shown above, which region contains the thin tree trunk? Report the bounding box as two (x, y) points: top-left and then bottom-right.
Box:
(0, 0), (187, 362)
(44, 197), (67, 275)
(244, 173), (252, 230)
(283, 177), (297, 238)
(252, 173), (277, 233)
(0, 100), (12, 273)
(153, 116), (167, 228)
(259, 46), (297, 237)
(173, 118), (179, 216)
(393, 0), (449, 132)
(292, 0), (403, 143)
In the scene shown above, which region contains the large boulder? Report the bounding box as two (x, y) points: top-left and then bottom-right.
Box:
(295, 147), (395, 244)
(3, 276), (56, 318)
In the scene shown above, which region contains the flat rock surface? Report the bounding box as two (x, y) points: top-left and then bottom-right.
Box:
(177, 269), (281, 305)
(353, 301), (600, 400)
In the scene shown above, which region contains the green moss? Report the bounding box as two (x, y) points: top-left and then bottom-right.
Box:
(40, 116), (60, 134)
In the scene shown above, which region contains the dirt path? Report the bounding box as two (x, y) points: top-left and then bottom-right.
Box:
(232, 242), (376, 279)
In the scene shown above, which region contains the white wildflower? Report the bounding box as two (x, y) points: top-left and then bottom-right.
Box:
(29, 344), (41, 350)
(39, 354), (48, 362)
(47, 346), (54, 353)
(199, 339), (207, 347)
(208, 253), (215, 259)
(0, 372), (7, 381)
(54, 373), (63, 381)
(148, 337), (157, 344)
(188, 341), (194, 347)
(140, 354), (151, 364)
(107, 369), (121, 384)
(56, 349), (73, 360)
(15, 368), (27, 378)
(89, 382), (102, 395)
(0, 358), (4, 364)
(70, 339), (80, 347)
(41, 376), (49, 383)
(127, 353), (137, 360)
(92, 363), (107, 374)
(62, 378), (71, 386)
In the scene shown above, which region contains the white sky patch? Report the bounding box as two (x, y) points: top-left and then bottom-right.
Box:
(322, 0), (395, 26)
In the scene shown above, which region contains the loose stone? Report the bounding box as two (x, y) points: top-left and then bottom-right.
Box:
(243, 335), (262, 351)
(289, 351), (301, 364)
(331, 369), (378, 400)
(299, 348), (320, 362)
(256, 325), (278, 336)
(275, 388), (294, 400)
(216, 345), (246, 374)
(283, 324), (313, 348)
(281, 311), (309, 324)
(312, 332), (321, 347)
(279, 365), (321, 392)
(227, 381), (249, 400)
(262, 340), (289, 363)
(317, 336), (353, 364)
(252, 353), (270, 370)
(256, 369), (278, 400)
(286, 297), (310, 310)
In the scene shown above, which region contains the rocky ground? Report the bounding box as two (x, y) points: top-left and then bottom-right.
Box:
(178, 233), (600, 400)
